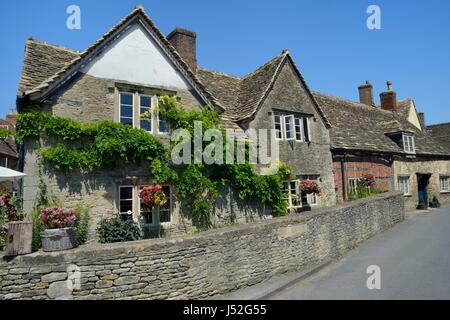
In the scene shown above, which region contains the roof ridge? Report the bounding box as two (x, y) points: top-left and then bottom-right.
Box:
(428, 121), (450, 127)
(197, 67), (241, 80)
(313, 91), (396, 114)
(26, 37), (80, 54)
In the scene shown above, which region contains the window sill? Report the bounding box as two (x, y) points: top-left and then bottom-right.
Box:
(440, 191), (450, 194)
(403, 194), (412, 197)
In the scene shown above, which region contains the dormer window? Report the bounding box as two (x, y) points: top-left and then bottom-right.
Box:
(402, 133), (415, 154)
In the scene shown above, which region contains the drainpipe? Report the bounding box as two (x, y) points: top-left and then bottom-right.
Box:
(340, 154), (347, 201)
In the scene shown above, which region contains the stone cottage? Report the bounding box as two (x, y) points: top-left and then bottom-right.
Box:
(16, 6), (336, 237)
(314, 81), (450, 210)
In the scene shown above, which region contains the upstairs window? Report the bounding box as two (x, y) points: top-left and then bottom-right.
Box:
(119, 93), (134, 126)
(294, 116), (303, 141)
(118, 91), (169, 135)
(274, 113), (283, 140)
(440, 176), (449, 193)
(402, 134), (415, 154)
(139, 95), (152, 132)
(273, 111), (311, 142)
(284, 115), (294, 140)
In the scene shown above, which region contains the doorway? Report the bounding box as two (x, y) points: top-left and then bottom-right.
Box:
(417, 173), (431, 209)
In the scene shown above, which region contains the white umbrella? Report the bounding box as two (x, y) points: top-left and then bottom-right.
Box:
(0, 166), (26, 182)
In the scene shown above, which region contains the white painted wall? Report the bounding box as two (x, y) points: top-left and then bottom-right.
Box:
(406, 101), (422, 130)
(82, 23), (190, 90)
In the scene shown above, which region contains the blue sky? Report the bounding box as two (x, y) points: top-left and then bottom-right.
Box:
(1, 0), (449, 125)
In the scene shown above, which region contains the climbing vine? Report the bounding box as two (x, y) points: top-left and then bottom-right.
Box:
(17, 97), (293, 226)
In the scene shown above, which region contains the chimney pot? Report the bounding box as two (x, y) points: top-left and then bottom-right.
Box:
(358, 80), (374, 106)
(380, 81), (397, 111)
(167, 28), (197, 73)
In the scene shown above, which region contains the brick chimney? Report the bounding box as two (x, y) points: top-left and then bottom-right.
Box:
(418, 112), (426, 130)
(380, 81), (397, 111)
(167, 28), (197, 73)
(358, 80), (374, 106)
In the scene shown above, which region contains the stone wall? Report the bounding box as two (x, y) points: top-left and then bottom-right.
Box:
(393, 159), (450, 210)
(247, 59), (336, 208)
(0, 192), (404, 300)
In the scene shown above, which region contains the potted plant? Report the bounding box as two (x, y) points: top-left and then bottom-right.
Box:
(39, 206), (77, 252)
(429, 196), (441, 208)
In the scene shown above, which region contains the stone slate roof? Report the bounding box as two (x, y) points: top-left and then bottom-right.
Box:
(428, 122), (450, 151)
(198, 51), (330, 127)
(18, 6), (224, 113)
(313, 92), (450, 157)
(18, 39), (79, 95)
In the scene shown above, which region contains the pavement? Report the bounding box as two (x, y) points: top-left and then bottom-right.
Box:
(215, 204), (450, 300)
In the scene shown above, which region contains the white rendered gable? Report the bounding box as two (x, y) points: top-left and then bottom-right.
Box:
(407, 101), (422, 130)
(81, 23), (190, 90)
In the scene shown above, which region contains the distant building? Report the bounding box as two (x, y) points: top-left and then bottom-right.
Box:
(0, 109), (18, 169)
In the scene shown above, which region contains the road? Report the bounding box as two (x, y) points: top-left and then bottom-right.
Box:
(271, 205), (450, 299)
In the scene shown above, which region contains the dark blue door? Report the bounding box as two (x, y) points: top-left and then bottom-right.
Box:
(417, 174), (430, 209)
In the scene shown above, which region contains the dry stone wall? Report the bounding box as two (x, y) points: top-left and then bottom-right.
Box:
(0, 192), (404, 300)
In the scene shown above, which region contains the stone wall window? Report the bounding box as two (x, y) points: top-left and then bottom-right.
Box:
(294, 116), (303, 141)
(139, 95), (152, 132)
(398, 176), (411, 196)
(118, 91), (169, 135)
(119, 186), (134, 219)
(273, 111), (310, 142)
(283, 180), (301, 209)
(117, 185), (172, 225)
(402, 134), (415, 154)
(274, 113), (283, 140)
(440, 176), (449, 193)
(119, 93), (134, 126)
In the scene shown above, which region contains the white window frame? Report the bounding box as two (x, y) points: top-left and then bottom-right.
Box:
(294, 116), (303, 142)
(139, 95), (153, 132)
(284, 115), (295, 141)
(138, 185), (173, 226)
(398, 176), (411, 196)
(0, 125), (8, 129)
(274, 112), (283, 140)
(402, 134), (415, 154)
(119, 92), (134, 127)
(283, 180), (302, 209)
(118, 185), (134, 217)
(440, 176), (450, 193)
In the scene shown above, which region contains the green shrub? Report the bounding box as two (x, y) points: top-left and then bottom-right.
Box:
(97, 215), (141, 244)
(31, 209), (42, 251)
(430, 196), (441, 208)
(75, 205), (90, 246)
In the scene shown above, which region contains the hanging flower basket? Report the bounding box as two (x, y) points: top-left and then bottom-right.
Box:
(299, 179), (321, 195)
(139, 185), (167, 208)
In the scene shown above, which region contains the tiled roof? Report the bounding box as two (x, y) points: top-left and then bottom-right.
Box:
(198, 51), (330, 127)
(428, 122), (450, 152)
(313, 92), (450, 157)
(17, 38), (79, 95)
(18, 6), (224, 113)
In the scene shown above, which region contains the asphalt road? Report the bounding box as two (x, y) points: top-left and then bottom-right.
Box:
(272, 205), (450, 300)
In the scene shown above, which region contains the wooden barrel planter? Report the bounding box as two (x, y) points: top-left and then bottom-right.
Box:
(41, 228), (77, 252)
(4, 221), (33, 257)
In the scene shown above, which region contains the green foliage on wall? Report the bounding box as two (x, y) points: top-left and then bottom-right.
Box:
(18, 112), (169, 173)
(18, 96), (294, 225)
